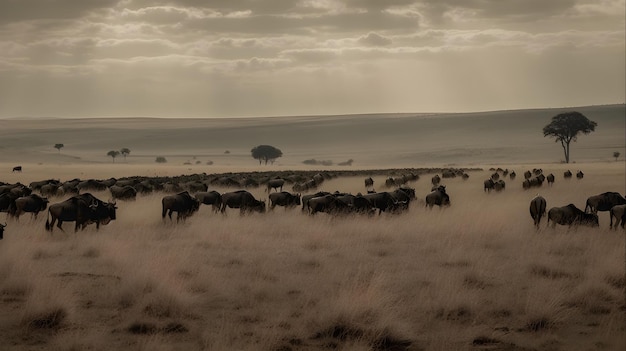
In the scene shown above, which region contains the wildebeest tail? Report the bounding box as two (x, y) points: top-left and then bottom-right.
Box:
(45, 209), (52, 231)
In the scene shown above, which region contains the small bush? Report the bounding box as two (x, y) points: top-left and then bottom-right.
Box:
(155, 156), (167, 163)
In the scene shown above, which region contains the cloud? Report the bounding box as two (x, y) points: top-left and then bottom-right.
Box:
(358, 32), (393, 46)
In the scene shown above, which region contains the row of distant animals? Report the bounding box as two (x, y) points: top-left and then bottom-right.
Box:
(482, 168), (584, 192)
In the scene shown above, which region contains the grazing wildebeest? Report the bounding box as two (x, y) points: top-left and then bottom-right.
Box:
(431, 174), (441, 186)
(584, 192), (626, 214)
(308, 194), (349, 215)
(266, 178), (285, 193)
(425, 186), (450, 208)
(529, 196), (547, 227)
(162, 191), (200, 222)
(494, 179), (506, 192)
(362, 191), (405, 214)
(609, 204), (626, 229)
(220, 190), (266, 214)
(11, 194), (49, 219)
(0, 222), (5, 239)
(509, 171), (516, 180)
(268, 191), (301, 210)
(45, 193), (117, 232)
(576, 171), (584, 179)
(547, 204), (599, 228)
(523, 176), (544, 189)
(524, 170), (532, 179)
(12, 166), (22, 172)
(364, 177), (374, 188)
(564, 170), (573, 178)
(490, 172), (500, 181)
(546, 173), (555, 185)
(109, 185), (138, 201)
(392, 187), (416, 202)
(484, 179), (495, 192)
(194, 191), (222, 213)
(301, 191), (331, 212)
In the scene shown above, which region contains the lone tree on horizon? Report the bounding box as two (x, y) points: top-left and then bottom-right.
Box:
(54, 143), (64, 153)
(614, 151), (621, 161)
(251, 145), (283, 165)
(543, 111), (597, 163)
(120, 147), (131, 161)
(107, 150), (120, 163)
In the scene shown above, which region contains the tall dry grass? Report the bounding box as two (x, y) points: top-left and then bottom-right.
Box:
(0, 163), (624, 350)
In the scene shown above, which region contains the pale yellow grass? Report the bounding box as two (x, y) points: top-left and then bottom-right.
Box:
(0, 162), (624, 351)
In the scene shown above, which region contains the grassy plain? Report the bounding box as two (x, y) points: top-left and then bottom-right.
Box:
(0, 105), (624, 350)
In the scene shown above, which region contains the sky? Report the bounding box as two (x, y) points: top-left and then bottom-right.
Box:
(0, 0), (624, 118)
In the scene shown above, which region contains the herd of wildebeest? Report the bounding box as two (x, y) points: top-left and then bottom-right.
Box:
(0, 166), (624, 240)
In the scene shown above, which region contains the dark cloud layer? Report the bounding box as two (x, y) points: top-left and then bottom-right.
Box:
(0, 0), (623, 117)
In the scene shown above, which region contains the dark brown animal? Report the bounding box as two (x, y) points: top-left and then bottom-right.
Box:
(529, 196), (547, 227)
(547, 204), (599, 228)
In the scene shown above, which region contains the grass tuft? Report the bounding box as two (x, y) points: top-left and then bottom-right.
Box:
(25, 307), (67, 330)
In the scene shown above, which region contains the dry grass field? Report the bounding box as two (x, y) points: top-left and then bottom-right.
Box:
(0, 106), (624, 351)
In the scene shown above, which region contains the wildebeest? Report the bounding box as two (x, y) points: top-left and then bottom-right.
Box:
(529, 196), (547, 227)
(425, 186), (450, 208)
(301, 191), (331, 212)
(0, 192), (19, 214)
(564, 170), (573, 178)
(266, 178), (285, 193)
(431, 174), (441, 186)
(268, 191), (301, 210)
(12, 166), (22, 172)
(364, 177), (374, 188)
(45, 193), (117, 232)
(77, 179), (108, 192)
(162, 191), (200, 222)
(547, 204), (599, 228)
(523, 175), (544, 189)
(494, 179), (506, 192)
(509, 171), (516, 180)
(0, 222), (5, 239)
(546, 173), (555, 185)
(361, 191), (406, 214)
(109, 185), (138, 201)
(584, 192), (626, 214)
(490, 172), (500, 181)
(194, 191), (222, 213)
(524, 170), (532, 179)
(609, 204), (626, 229)
(576, 171), (584, 179)
(11, 194), (49, 219)
(221, 190), (266, 214)
(484, 179), (495, 192)
(308, 194), (349, 215)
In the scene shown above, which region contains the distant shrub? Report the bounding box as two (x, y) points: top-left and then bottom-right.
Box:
(206, 160), (214, 165)
(303, 159), (333, 166)
(155, 156), (167, 163)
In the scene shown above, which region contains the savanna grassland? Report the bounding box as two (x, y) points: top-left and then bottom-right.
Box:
(0, 162), (624, 351)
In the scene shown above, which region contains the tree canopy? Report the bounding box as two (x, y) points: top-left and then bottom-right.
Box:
(54, 143), (64, 153)
(251, 145), (283, 165)
(107, 150), (120, 162)
(120, 147), (131, 160)
(543, 111), (597, 163)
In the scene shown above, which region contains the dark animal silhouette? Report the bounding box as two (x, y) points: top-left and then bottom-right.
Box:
(162, 191), (200, 222)
(576, 171), (584, 179)
(425, 186), (450, 208)
(564, 170), (573, 178)
(609, 204), (626, 229)
(221, 190), (266, 214)
(364, 177), (374, 188)
(546, 173), (555, 185)
(529, 196), (547, 227)
(12, 166), (22, 172)
(11, 194), (49, 219)
(268, 191), (301, 210)
(266, 178), (285, 193)
(0, 223), (5, 239)
(484, 179), (495, 192)
(194, 191), (222, 213)
(584, 192), (626, 214)
(301, 191), (331, 212)
(109, 185), (137, 201)
(494, 179), (506, 192)
(45, 193), (117, 232)
(547, 204), (599, 228)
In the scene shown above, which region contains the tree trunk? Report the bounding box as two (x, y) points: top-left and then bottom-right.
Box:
(560, 140), (569, 163)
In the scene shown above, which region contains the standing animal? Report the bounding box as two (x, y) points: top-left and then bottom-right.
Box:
(494, 180), (506, 192)
(45, 193), (117, 232)
(529, 196), (547, 227)
(361, 191), (405, 214)
(266, 178), (285, 193)
(524, 170), (532, 179)
(425, 186), (450, 208)
(268, 191), (301, 210)
(364, 177), (374, 188)
(609, 204), (626, 229)
(301, 191), (331, 212)
(585, 192), (626, 214)
(11, 194), (49, 219)
(546, 174), (555, 185)
(431, 174), (441, 186)
(547, 204), (599, 228)
(0, 192), (19, 214)
(576, 171), (584, 179)
(194, 191), (222, 213)
(162, 191), (200, 222)
(308, 194), (349, 215)
(509, 171), (516, 180)
(0, 222), (5, 239)
(12, 166), (22, 172)
(109, 185), (137, 201)
(220, 190), (266, 214)
(564, 170), (573, 178)
(484, 179), (495, 192)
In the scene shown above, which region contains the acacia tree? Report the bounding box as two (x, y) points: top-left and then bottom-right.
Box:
(251, 145), (283, 165)
(120, 148), (131, 161)
(54, 143), (64, 153)
(614, 151), (621, 161)
(543, 111), (597, 163)
(107, 150), (120, 163)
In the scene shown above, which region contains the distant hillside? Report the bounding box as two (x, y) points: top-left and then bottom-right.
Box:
(0, 104), (623, 167)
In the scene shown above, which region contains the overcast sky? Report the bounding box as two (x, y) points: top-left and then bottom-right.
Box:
(0, 0), (623, 118)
